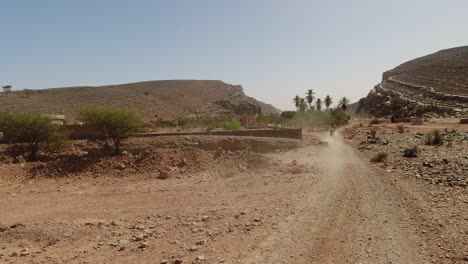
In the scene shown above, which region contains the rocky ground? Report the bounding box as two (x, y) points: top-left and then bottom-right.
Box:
(343, 119), (467, 263)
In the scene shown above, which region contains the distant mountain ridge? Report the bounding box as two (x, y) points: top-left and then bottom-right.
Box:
(0, 80), (281, 122)
(357, 46), (468, 117)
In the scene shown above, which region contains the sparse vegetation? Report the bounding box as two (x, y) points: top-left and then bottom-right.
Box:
(78, 107), (142, 154)
(0, 112), (67, 161)
(256, 113), (283, 125)
(22, 89), (36, 98)
(425, 129), (444, 146)
(370, 151), (388, 163)
(329, 108), (351, 126)
(415, 105), (426, 117)
(369, 128), (378, 140)
(217, 119), (241, 131)
(370, 118), (380, 124)
(403, 146), (419, 158)
(396, 125), (405, 133)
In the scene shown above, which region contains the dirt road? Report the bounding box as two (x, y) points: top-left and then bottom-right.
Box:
(246, 134), (426, 263)
(0, 133), (461, 263)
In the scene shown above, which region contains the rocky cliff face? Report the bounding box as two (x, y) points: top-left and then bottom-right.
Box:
(357, 46), (468, 118)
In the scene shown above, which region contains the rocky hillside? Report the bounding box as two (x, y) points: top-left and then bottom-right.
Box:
(357, 46), (468, 117)
(0, 80), (280, 122)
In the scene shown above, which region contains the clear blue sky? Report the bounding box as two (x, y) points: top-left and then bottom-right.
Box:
(1, 0), (467, 110)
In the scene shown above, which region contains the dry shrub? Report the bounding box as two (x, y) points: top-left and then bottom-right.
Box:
(370, 151), (387, 163)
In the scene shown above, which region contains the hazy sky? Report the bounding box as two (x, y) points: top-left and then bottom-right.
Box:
(1, 0), (467, 110)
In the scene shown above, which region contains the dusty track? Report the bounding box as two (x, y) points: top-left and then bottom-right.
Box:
(246, 134), (425, 263)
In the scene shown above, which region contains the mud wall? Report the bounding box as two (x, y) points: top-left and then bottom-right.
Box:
(64, 125), (104, 140)
(136, 128), (303, 140)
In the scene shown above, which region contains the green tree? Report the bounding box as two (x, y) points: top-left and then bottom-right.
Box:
(338, 97), (350, 112)
(78, 107), (142, 154)
(0, 112), (67, 161)
(329, 108), (351, 126)
(315, 98), (323, 111)
(324, 95), (333, 110)
(293, 95), (301, 111)
(306, 89), (315, 109)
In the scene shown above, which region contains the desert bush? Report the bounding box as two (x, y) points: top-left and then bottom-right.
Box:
(0, 112), (67, 161)
(369, 128), (378, 140)
(217, 119), (242, 131)
(415, 105), (426, 117)
(78, 107), (142, 154)
(329, 108), (351, 126)
(370, 151), (388, 163)
(424, 129), (444, 146)
(396, 125), (405, 133)
(370, 118), (380, 124)
(403, 146), (419, 158)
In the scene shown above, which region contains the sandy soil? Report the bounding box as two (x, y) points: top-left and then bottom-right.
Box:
(0, 128), (466, 263)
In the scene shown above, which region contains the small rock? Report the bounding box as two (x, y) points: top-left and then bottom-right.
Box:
(196, 239), (207, 245)
(177, 159), (188, 167)
(138, 242), (148, 249)
(0, 223), (8, 232)
(10, 223), (25, 229)
(158, 170), (171, 180)
(189, 245), (199, 252)
(111, 220), (123, 226)
(196, 255), (205, 261)
(160, 260), (169, 264)
(174, 259), (183, 264)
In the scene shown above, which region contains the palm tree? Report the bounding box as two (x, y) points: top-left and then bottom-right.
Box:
(305, 89), (315, 110)
(293, 95), (301, 111)
(315, 98), (323, 111)
(338, 97), (350, 112)
(299, 98), (307, 112)
(324, 95), (333, 110)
